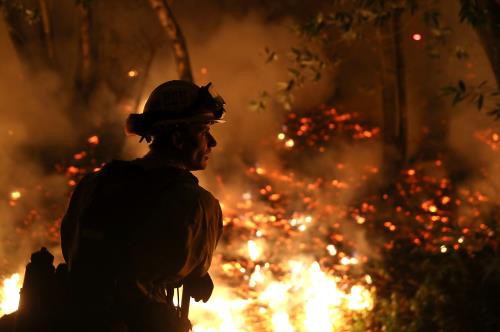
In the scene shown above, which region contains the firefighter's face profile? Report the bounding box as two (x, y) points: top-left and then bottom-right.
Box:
(183, 122), (217, 171)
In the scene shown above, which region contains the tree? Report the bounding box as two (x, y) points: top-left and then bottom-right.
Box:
(377, 8), (408, 171)
(460, 0), (500, 88)
(148, 0), (193, 82)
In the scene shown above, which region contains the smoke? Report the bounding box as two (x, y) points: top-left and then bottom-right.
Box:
(1, 0), (498, 292)
(121, 12), (337, 184)
(0, 19), (76, 270)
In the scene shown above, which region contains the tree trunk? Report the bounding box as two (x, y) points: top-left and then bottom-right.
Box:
(1, 4), (39, 70)
(393, 12), (407, 161)
(148, 0), (194, 82)
(75, 2), (94, 101)
(471, 0), (500, 89)
(377, 10), (408, 174)
(134, 48), (157, 112)
(38, 0), (55, 66)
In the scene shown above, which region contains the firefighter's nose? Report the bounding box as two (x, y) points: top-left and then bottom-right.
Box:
(208, 132), (217, 148)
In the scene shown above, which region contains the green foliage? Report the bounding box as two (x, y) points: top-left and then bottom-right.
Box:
(250, 45), (327, 112)
(454, 46), (469, 60)
(0, 0), (39, 25)
(442, 80), (500, 115)
(459, 0), (487, 26)
(249, 91), (270, 113)
(370, 242), (500, 331)
(264, 46), (278, 63)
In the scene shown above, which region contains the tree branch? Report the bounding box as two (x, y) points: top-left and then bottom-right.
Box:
(148, 0), (193, 82)
(75, 2), (94, 99)
(38, 0), (55, 66)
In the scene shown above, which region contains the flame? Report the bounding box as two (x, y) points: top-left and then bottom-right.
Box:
(247, 240), (262, 261)
(190, 259), (373, 331)
(0, 273), (22, 317)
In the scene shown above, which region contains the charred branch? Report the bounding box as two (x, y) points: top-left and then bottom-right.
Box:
(392, 11), (407, 161)
(134, 47), (157, 112)
(377, 10), (407, 171)
(37, 0), (55, 66)
(75, 2), (95, 101)
(148, 0), (194, 82)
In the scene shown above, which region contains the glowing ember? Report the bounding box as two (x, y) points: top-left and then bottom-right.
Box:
(285, 139), (295, 148)
(10, 191), (21, 200)
(326, 244), (338, 256)
(256, 167), (266, 175)
(0, 273), (22, 317)
(347, 285), (373, 311)
(277, 133), (286, 140)
(127, 70), (139, 77)
(247, 240), (262, 261)
(412, 33), (422, 41)
(87, 135), (99, 145)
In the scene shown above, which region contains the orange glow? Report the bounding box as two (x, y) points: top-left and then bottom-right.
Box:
(87, 135), (99, 145)
(0, 273), (22, 317)
(10, 191), (21, 200)
(412, 33), (422, 41)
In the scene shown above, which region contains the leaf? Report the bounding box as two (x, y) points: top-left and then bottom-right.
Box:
(458, 80), (466, 92)
(440, 86), (458, 96)
(478, 80), (488, 88)
(452, 93), (464, 106)
(487, 108), (500, 119)
(264, 48), (278, 64)
(476, 94), (484, 110)
(288, 68), (301, 78)
(277, 81), (289, 90)
(455, 47), (469, 60)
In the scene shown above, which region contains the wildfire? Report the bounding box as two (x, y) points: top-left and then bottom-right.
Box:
(0, 273), (22, 317)
(191, 259), (373, 331)
(3, 103), (498, 330)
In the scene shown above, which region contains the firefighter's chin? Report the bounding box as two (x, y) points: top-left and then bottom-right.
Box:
(189, 155), (209, 171)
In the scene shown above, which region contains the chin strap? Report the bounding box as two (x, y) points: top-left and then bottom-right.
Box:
(174, 286), (192, 331)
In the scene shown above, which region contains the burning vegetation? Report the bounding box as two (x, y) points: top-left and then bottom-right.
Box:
(1, 0), (500, 331)
(1, 103), (499, 330)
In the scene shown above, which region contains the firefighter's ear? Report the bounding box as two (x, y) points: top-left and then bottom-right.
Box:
(171, 130), (184, 150)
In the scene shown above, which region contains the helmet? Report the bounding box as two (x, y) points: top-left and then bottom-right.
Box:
(126, 80), (226, 142)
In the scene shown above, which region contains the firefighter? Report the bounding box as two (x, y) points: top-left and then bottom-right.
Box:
(60, 80), (225, 331)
